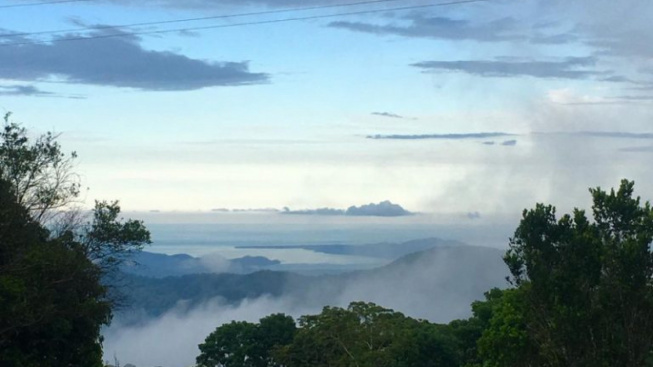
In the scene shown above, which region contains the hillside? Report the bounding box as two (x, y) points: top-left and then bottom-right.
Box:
(116, 243), (508, 324)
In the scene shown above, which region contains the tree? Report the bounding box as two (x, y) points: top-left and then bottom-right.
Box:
(0, 112), (80, 222)
(448, 288), (519, 367)
(0, 179), (111, 367)
(196, 314), (296, 367)
(0, 113), (150, 285)
(496, 179), (653, 367)
(0, 114), (150, 365)
(274, 302), (459, 367)
(79, 200), (151, 277)
(475, 287), (538, 367)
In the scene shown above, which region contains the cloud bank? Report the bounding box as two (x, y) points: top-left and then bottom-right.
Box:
(0, 84), (53, 96)
(282, 200), (412, 217)
(411, 56), (610, 80)
(330, 15), (525, 43)
(371, 111), (409, 119)
(0, 28), (269, 91)
(367, 132), (514, 140)
(577, 131), (653, 139)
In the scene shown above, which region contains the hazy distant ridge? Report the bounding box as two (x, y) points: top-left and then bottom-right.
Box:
(116, 242), (507, 323)
(282, 200), (413, 217)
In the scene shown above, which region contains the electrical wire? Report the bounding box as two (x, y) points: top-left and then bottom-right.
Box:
(0, 0), (420, 38)
(0, 0), (487, 47)
(0, 0), (92, 9)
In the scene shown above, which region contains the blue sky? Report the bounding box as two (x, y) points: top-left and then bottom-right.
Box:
(1, 0), (652, 215)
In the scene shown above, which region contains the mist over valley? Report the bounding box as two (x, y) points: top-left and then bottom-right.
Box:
(104, 228), (509, 367)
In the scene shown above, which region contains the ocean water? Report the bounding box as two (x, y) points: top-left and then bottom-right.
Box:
(139, 212), (515, 262)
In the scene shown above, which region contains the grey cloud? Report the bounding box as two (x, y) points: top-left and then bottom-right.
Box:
(282, 200), (413, 217)
(530, 32), (578, 45)
(372, 112), (406, 119)
(282, 207), (344, 216)
(599, 76), (636, 83)
(584, 24), (653, 59)
(502, 139), (517, 146)
(107, 0), (350, 8)
(614, 95), (653, 101)
(345, 200), (412, 217)
(411, 56), (610, 80)
(550, 94), (653, 106)
(529, 1), (653, 60)
(0, 28), (269, 91)
(330, 16), (525, 43)
(629, 84), (653, 91)
(0, 84), (85, 99)
(538, 131), (653, 139)
(367, 132), (513, 140)
(0, 84), (53, 96)
(577, 132), (653, 139)
(466, 211), (481, 220)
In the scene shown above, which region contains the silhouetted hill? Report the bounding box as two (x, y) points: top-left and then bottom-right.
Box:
(121, 252), (281, 278)
(116, 242), (508, 323)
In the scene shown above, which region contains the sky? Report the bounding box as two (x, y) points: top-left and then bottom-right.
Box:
(1, 0), (652, 217)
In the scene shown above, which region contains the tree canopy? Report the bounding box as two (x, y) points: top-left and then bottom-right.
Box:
(0, 112), (79, 222)
(0, 178), (110, 367)
(488, 179), (653, 367)
(198, 302), (460, 367)
(197, 313), (296, 367)
(0, 114), (150, 366)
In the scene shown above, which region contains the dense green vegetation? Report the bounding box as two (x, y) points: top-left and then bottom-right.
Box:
(198, 179), (653, 367)
(0, 115), (150, 366)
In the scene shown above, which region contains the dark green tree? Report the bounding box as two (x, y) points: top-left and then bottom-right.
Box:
(0, 179), (111, 367)
(475, 287), (537, 367)
(197, 313), (296, 367)
(494, 179), (653, 367)
(275, 302), (459, 367)
(0, 114), (150, 365)
(448, 288), (514, 367)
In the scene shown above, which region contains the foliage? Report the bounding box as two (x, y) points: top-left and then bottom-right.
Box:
(198, 302), (460, 367)
(0, 114), (150, 365)
(80, 200), (151, 276)
(0, 179), (111, 367)
(475, 287), (536, 367)
(196, 314), (296, 367)
(0, 112), (80, 221)
(496, 179), (653, 367)
(447, 288), (507, 367)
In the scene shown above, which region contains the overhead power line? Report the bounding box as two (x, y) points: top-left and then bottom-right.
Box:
(0, 0), (487, 47)
(0, 0), (92, 9)
(1, 0), (414, 38)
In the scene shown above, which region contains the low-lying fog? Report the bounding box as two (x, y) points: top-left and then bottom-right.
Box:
(103, 220), (510, 367)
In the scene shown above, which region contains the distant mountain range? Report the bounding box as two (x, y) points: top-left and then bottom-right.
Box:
(121, 252), (281, 278)
(121, 237), (463, 278)
(115, 240), (509, 324)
